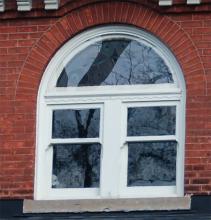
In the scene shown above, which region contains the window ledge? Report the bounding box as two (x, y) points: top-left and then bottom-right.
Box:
(23, 197), (191, 213)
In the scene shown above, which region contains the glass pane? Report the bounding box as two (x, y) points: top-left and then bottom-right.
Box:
(57, 39), (173, 87)
(52, 144), (101, 188)
(52, 109), (100, 138)
(127, 106), (176, 136)
(127, 141), (177, 187)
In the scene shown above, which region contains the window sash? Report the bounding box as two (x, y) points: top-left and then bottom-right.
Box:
(118, 101), (183, 197)
(40, 98), (182, 199)
(119, 141), (178, 194)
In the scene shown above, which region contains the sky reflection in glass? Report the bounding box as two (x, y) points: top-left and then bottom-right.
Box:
(57, 39), (173, 87)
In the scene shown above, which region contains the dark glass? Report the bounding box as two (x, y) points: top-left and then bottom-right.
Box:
(52, 144), (101, 188)
(52, 109), (100, 138)
(127, 106), (176, 136)
(127, 141), (177, 187)
(56, 39), (173, 87)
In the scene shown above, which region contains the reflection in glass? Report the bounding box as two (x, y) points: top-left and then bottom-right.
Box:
(52, 109), (100, 138)
(127, 141), (176, 186)
(127, 106), (176, 136)
(57, 39), (173, 87)
(52, 144), (101, 188)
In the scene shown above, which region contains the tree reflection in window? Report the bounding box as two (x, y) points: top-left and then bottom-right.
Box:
(128, 142), (177, 187)
(52, 109), (100, 139)
(57, 39), (173, 87)
(52, 109), (101, 188)
(127, 106), (176, 136)
(52, 144), (101, 188)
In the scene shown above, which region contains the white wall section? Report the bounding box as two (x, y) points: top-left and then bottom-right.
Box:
(17, 0), (32, 11)
(159, 0), (173, 6)
(44, 0), (60, 10)
(187, 0), (201, 4)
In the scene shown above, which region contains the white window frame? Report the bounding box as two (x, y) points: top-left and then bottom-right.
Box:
(35, 25), (186, 200)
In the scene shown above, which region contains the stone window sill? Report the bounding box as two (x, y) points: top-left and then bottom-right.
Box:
(23, 197), (191, 213)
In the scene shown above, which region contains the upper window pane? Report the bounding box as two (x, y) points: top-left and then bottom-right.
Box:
(56, 39), (174, 87)
(52, 109), (100, 138)
(127, 106), (176, 136)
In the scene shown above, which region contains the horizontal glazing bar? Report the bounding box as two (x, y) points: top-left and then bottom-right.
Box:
(50, 138), (101, 144)
(125, 135), (177, 143)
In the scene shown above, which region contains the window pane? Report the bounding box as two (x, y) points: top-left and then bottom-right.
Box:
(52, 144), (101, 188)
(57, 39), (173, 87)
(127, 106), (176, 136)
(127, 141), (176, 187)
(52, 109), (100, 138)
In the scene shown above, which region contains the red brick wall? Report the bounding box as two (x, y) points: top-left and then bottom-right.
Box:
(0, 1), (211, 199)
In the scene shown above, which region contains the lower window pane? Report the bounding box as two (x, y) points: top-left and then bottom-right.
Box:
(127, 141), (177, 187)
(52, 144), (101, 188)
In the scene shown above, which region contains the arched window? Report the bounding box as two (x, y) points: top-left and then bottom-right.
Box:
(35, 26), (186, 200)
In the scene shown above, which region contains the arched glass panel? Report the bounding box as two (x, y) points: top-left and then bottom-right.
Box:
(56, 39), (174, 87)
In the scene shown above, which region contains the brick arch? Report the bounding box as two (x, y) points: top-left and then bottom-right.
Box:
(15, 2), (205, 101)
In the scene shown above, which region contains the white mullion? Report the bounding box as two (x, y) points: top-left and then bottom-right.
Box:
(100, 100), (122, 198)
(50, 138), (101, 145)
(125, 135), (177, 143)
